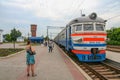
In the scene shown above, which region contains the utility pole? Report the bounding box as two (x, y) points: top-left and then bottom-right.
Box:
(28, 32), (30, 40)
(81, 10), (82, 16)
(47, 26), (49, 43)
(47, 26), (64, 43)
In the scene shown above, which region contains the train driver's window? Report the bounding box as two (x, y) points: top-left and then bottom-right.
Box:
(84, 24), (93, 31)
(96, 24), (104, 31)
(75, 25), (82, 31)
(71, 26), (75, 33)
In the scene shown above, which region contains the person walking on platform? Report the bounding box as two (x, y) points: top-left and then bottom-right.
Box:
(44, 41), (47, 47)
(26, 41), (37, 77)
(48, 41), (53, 53)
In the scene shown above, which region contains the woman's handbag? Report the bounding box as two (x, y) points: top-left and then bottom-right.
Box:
(27, 47), (36, 55)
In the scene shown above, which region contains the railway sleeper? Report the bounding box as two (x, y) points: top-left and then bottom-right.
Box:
(96, 69), (110, 72)
(102, 62), (120, 74)
(109, 79), (120, 80)
(93, 78), (101, 80)
(91, 75), (96, 78)
(104, 74), (120, 78)
(87, 71), (93, 75)
(100, 72), (115, 75)
(93, 67), (106, 70)
(90, 65), (103, 67)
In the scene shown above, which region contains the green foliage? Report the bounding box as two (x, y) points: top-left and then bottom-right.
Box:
(107, 40), (120, 45)
(10, 28), (22, 41)
(107, 27), (120, 45)
(0, 48), (24, 57)
(4, 28), (22, 42)
(4, 34), (11, 42)
(24, 37), (28, 42)
(44, 36), (49, 41)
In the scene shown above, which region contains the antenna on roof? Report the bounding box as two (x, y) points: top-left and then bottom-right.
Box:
(81, 10), (85, 17)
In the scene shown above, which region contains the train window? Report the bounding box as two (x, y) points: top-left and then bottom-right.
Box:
(84, 24), (93, 31)
(75, 25), (82, 31)
(71, 26), (75, 33)
(96, 24), (104, 31)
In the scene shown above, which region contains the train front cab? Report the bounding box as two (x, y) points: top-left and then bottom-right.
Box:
(70, 23), (106, 62)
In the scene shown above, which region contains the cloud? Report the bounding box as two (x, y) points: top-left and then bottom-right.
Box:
(0, 0), (120, 37)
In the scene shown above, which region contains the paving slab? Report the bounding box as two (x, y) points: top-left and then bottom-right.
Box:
(106, 51), (120, 63)
(0, 44), (87, 80)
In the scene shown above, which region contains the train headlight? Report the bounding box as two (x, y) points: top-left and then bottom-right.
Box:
(73, 38), (82, 43)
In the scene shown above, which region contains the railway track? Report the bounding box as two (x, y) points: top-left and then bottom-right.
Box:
(60, 46), (120, 80)
(79, 62), (120, 80)
(64, 51), (120, 80)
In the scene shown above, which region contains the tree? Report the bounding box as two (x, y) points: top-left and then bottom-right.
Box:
(107, 27), (120, 41)
(10, 28), (22, 41)
(107, 27), (120, 45)
(44, 36), (49, 41)
(4, 34), (11, 42)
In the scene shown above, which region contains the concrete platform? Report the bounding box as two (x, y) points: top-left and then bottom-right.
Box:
(106, 51), (120, 63)
(0, 44), (88, 80)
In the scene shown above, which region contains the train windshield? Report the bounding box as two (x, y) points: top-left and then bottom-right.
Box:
(75, 25), (82, 31)
(83, 24), (93, 31)
(96, 24), (104, 31)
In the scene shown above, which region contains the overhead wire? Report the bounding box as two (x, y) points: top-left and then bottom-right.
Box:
(63, 0), (79, 24)
(98, 0), (120, 21)
(70, 0), (85, 20)
(107, 14), (120, 21)
(47, 0), (85, 39)
(100, 0), (120, 21)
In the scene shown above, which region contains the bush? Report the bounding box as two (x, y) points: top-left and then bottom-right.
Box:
(107, 40), (120, 45)
(0, 48), (24, 57)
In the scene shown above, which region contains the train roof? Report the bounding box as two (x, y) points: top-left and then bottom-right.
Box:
(67, 14), (106, 26)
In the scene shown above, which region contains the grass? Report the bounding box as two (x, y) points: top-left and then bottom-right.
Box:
(0, 48), (24, 57)
(19, 43), (42, 46)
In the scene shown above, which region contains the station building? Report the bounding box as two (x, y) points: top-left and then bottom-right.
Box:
(28, 37), (44, 43)
(0, 29), (3, 43)
(29, 24), (44, 43)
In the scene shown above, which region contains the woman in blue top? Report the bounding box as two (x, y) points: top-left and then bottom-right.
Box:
(26, 41), (36, 77)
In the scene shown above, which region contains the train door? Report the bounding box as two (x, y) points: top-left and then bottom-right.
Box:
(66, 26), (72, 51)
(65, 28), (67, 49)
(69, 26), (72, 49)
(66, 26), (68, 50)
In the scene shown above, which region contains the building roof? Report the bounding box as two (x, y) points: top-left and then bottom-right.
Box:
(0, 29), (3, 32)
(29, 37), (44, 40)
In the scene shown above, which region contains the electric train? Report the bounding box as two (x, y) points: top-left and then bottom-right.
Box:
(54, 13), (107, 62)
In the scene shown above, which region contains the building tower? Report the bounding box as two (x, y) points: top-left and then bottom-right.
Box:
(31, 24), (37, 37)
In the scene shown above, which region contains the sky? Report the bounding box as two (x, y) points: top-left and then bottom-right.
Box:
(0, 0), (120, 39)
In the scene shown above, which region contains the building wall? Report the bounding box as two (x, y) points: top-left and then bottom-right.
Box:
(0, 30), (3, 43)
(17, 37), (24, 42)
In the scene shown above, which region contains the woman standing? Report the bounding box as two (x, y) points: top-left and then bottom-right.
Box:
(26, 41), (36, 77)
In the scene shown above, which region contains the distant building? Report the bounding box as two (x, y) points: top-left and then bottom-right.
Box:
(0, 29), (3, 43)
(17, 36), (24, 42)
(29, 37), (44, 43)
